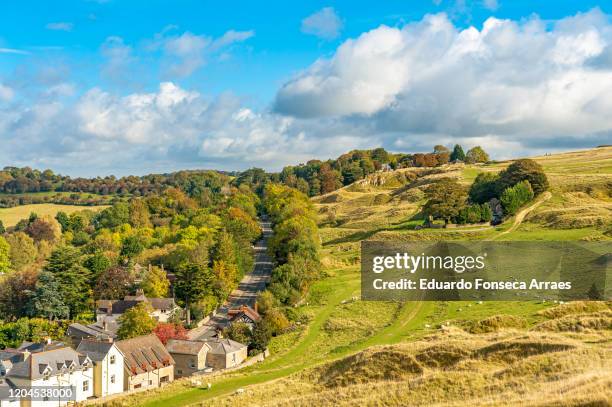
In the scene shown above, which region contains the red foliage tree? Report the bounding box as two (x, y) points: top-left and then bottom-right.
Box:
(153, 322), (188, 345)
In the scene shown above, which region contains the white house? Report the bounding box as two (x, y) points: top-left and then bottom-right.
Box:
(76, 339), (124, 398)
(4, 346), (94, 406)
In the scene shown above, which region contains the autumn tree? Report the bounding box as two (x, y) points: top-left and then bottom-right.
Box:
(465, 146), (490, 163)
(25, 216), (61, 242)
(129, 199), (152, 228)
(0, 236), (9, 274)
(95, 266), (132, 300)
(141, 266), (170, 298)
(153, 322), (188, 345)
(5, 232), (37, 271)
(0, 269), (38, 319)
(423, 178), (468, 223)
(117, 302), (157, 340)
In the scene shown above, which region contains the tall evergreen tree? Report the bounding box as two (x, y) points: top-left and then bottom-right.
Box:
(450, 144), (466, 162)
(26, 271), (69, 320)
(44, 246), (92, 319)
(174, 263), (213, 324)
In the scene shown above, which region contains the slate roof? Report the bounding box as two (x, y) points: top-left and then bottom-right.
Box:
(228, 305), (261, 323)
(76, 339), (115, 362)
(116, 334), (174, 376)
(68, 322), (116, 340)
(6, 347), (92, 380)
(165, 340), (210, 356)
(204, 338), (246, 355)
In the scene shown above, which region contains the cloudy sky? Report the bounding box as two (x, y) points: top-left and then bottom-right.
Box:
(1, 0), (611, 176)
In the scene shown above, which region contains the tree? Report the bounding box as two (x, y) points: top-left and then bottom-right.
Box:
(153, 322), (188, 345)
(55, 212), (70, 232)
(45, 246), (92, 318)
(129, 199), (152, 228)
(469, 172), (500, 204)
(433, 145), (450, 154)
(95, 266), (132, 300)
(0, 220), (5, 234)
(256, 291), (277, 316)
(25, 216), (61, 242)
(0, 236), (10, 274)
(26, 271), (69, 320)
(95, 203), (129, 229)
(263, 308), (289, 335)
(120, 235), (144, 259)
(0, 269), (38, 320)
(141, 266), (170, 298)
(450, 144), (466, 162)
(84, 252), (112, 283)
(223, 322), (251, 345)
(5, 232), (37, 271)
(250, 320), (272, 353)
(117, 302), (157, 340)
(465, 146), (490, 163)
(174, 263), (213, 325)
(498, 159), (549, 196)
(500, 180), (534, 215)
(423, 179), (468, 223)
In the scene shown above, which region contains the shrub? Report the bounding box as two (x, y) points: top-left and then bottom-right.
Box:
(498, 159), (549, 195)
(500, 180), (534, 215)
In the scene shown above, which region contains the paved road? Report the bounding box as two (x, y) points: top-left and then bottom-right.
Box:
(189, 220), (273, 340)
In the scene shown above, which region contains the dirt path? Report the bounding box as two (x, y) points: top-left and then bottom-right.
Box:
(489, 191), (552, 240)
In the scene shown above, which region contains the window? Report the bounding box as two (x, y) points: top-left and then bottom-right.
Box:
(134, 383), (142, 389)
(83, 380), (89, 392)
(177, 369), (183, 374)
(160, 376), (169, 384)
(189, 359), (196, 368)
(110, 355), (116, 364)
(149, 380), (153, 386)
(110, 375), (115, 384)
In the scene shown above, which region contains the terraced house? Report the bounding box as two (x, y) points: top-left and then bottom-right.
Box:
(115, 335), (175, 391)
(76, 339), (124, 398)
(0, 343), (94, 406)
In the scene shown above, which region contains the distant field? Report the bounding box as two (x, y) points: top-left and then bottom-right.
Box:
(0, 203), (108, 227)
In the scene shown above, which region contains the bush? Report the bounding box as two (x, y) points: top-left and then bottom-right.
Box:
(498, 159), (549, 196)
(469, 172), (500, 204)
(500, 180), (534, 215)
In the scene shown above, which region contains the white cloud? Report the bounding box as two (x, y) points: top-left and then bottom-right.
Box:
(46, 22), (74, 31)
(153, 29), (255, 77)
(276, 10), (612, 152)
(301, 7), (343, 40)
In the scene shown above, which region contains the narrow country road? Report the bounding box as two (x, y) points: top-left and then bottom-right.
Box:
(188, 219), (273, 340)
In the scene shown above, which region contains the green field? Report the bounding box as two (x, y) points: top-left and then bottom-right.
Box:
(0, 203), (108, 227)
(102, 147), (611, 407)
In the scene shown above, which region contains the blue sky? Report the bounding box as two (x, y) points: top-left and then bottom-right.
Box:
(1, 1), (611, 176)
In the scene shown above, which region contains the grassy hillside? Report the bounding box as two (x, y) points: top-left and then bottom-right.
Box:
(0, 203), (109, 227)
(100, 147), (611, 407)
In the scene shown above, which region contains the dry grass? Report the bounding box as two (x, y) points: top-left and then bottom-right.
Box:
(0, 203), (108, 227)
(205, 325), (611, 407)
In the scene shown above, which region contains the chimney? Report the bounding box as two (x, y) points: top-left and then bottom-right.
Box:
(254, 303), (258, 313)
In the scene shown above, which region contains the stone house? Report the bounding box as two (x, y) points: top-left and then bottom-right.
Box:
(164, 340), (211, 378)
(204, 338), (247, 370)
(115, 334), (174, 391)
